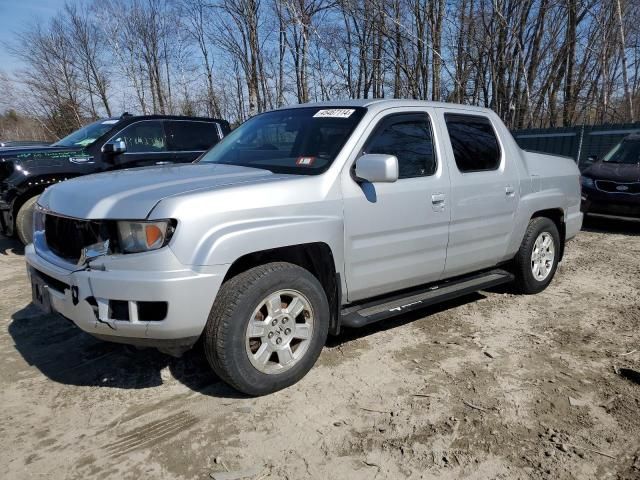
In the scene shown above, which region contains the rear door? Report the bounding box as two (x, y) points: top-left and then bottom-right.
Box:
(341, 109), (451, 301)
(438, 109), (519, 277)
(165, 120), (223, 163)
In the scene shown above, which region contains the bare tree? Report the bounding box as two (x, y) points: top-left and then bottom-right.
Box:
(64, 3), (112, 117)
(616, 0), (634, 121)
(3, 0), (639, 128)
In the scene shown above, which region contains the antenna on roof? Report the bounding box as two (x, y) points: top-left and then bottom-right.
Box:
(120, 112), (132, 119)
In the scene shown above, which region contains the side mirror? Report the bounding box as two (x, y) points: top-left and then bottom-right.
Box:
(355, 154), (399, 183)
(102, 140), (126, 156)
(586, 155), (598, 165)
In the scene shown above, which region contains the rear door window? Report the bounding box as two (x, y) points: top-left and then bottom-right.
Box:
(165, 121), (220, 151)
(444, 114), (501, 172)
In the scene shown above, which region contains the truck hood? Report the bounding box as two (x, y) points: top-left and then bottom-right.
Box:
(0, 145), (82, 158)
(0, 145), (86, 173)
(0, 143), (50, 151)
(582, 161), (640, 182)
(39, 163), (287, 219)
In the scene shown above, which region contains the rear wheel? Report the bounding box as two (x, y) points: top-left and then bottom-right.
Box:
(16, 195), (39, 245)
(203, 262), (329, 396)
(513, 217), (560, 294)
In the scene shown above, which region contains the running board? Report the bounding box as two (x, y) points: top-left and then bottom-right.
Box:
(340, 269), (514, 328)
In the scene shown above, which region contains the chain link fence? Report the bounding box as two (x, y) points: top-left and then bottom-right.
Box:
(511, 122), (640, 168)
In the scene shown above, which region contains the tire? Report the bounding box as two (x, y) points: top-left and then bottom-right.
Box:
(15, 195), (39, 245)
(203, 262), (330, 396)
(513, 217), (561, 294)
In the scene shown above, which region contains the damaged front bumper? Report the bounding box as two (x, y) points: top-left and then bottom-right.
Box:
(24, 241), (226, 356)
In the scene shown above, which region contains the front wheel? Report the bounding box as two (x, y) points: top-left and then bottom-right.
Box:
(203, 262), (329, 396)
(16, 195), (39, 245)
(513, 217), (561, 294)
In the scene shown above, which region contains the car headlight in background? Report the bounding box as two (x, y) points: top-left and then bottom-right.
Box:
(116, 220), (176, 253)
(580, 176), (594, 188)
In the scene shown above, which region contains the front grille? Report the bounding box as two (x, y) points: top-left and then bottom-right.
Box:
(45, 214), (111, 263)
(595, 180), (640, 194)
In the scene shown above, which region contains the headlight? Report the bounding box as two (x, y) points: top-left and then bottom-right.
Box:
(116, 220), (176, 253)
(33, 204), (46, 236)
(580, 176), (594, 188)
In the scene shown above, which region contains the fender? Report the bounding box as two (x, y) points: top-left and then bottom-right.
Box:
(169, 214), (346, 292)
(505, 189), (568, 260)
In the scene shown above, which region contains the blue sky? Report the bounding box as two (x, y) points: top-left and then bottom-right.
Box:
(0, 0), (67, 71)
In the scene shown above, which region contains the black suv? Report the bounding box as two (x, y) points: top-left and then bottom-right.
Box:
(581, 132), (640, 219)
(0, 114), (230, 244)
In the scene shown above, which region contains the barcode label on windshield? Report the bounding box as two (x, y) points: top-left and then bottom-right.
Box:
(313, 109), (355, 119)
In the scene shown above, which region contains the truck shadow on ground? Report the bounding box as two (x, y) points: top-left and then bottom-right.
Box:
(10, 295), (484, 398)
(8, 304), (245, 399)
(582, 215), (640, 235)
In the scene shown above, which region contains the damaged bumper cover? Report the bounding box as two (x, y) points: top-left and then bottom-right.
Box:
(24, 241), (226, 355)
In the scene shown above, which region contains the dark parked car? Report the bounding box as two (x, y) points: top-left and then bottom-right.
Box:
(0, 113), (230, 244)
(581, 132), (640, 219)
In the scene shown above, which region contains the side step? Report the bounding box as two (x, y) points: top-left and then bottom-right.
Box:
(340, 269), (514, 328)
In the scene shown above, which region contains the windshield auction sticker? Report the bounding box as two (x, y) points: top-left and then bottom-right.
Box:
(313, 109), (355, 118)
(296, 156), (316, 166)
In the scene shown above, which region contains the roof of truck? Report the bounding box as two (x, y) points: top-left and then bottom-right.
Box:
(105, 114), (230, 125)
(278, 98), (495, 114)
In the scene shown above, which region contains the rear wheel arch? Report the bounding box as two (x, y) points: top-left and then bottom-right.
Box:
(512, 216), (561, 294)
(530, 208), (566, 260)
(222, 242), (342, 335)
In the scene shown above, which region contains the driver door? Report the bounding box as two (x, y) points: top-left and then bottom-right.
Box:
(104, 120), (172, 168)
(341, 110), (451, 302)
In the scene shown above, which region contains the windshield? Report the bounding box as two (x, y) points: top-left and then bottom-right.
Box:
(53, 119), (120, 148)
(198, 107), (366, 174)
(602, 136), (640, 165)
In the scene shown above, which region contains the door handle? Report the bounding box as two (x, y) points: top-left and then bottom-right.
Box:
(431, 193), (446, 204)
(431, 193), (446, 211)
(505, 186), (515, 196)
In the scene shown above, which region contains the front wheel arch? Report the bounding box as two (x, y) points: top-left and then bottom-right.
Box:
(14, 192), (42, 244)
(222, 243), (342, 335)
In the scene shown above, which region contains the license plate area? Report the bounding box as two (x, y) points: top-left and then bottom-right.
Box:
(31, 271), (52, 314)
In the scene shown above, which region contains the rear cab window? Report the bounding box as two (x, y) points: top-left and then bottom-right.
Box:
(444, 113), (501, 172)
(165, 121), (221, 152)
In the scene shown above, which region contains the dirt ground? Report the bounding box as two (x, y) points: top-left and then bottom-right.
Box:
(1, 216), (639, 480)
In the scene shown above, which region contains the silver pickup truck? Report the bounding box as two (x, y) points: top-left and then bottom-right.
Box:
(25, 100), (582, 395)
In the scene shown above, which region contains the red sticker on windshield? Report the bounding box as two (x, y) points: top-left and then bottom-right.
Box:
(296, 156), (316, 166)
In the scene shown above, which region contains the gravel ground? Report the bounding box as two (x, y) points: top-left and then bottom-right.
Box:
(1, 215), (639, 480)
